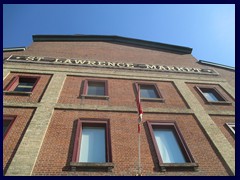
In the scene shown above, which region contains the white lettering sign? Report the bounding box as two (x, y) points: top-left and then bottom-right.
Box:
(7, 55), (218, 75)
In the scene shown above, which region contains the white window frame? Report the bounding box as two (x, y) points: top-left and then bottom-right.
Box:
(226, 123), (235, 134)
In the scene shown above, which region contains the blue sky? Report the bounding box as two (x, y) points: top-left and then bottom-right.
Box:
(3, 4), (235, 67)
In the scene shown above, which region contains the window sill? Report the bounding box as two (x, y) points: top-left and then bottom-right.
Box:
(141, 98), (165, 102)
(3, 91), (32, 96)
(159, 162), (198, 172)
(206, 101), (232, 105)
(81, 95), (109, 100)
(70, 162), (114, 172)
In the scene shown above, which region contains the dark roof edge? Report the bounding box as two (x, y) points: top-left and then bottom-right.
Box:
(3, 47), (26, 52)
(199, 60), (235, 71)
(32, 35), (192, 54)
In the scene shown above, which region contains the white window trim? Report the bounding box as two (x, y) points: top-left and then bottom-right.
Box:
(226, 123), (235, 134)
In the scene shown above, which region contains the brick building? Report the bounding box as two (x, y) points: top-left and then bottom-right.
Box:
(3, 35), (235, 176)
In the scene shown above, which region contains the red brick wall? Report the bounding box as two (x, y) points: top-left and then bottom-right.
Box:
(3, 41), (234, 176)
(32, 110), (229, 176)
(58, 76), (188, 109)
(3, 42), (199, 67)
(3, 107), (35, 174)
(3, 41), (235, 87)
(3, 73), (52, 103)
(186, 83), (235, 112)
(211, 115), (235, 148)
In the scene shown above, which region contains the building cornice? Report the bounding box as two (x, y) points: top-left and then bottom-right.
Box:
(3, 47), (26, 52)
(199, 60), (235, 71)
(32, 34), (192, 54)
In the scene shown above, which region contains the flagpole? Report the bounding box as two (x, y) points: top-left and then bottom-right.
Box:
(136, 84), (143, 176)
(138, 123), (141, 176)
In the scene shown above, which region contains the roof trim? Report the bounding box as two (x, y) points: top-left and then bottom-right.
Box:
(199, 60), (235, 71)
(32, 35), (192, 54)
(3, 47), (26, 52)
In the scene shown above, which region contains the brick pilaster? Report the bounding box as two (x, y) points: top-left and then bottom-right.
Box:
(3, 69), (10, 80)
(5, 73), (66, 176)
(174, 80), (235, 175)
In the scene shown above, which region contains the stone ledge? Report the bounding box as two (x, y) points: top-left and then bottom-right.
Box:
(205, 101), (232, 105)
(3, 91), (32, 96)
(207, 110), (235, 116)
(141, 98), (165, 102)
(80, 95), (109, 100)
(54, 103), (194, 114)
(159, 162), (199, 172)
(70, 162), (114, 172)
(3, 102), (39, 108)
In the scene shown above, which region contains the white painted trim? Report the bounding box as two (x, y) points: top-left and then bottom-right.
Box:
(226, 123), (235, 134)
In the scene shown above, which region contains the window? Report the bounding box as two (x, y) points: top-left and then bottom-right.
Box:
(135, 82), (164, 102)
(147, 121), (197, 171)
(3, 115), (16, 139)
(141, 85), (159, 98)
(4, 76), (39, 94)
(88, 82), (105, 96)
(81, 79), (109, 99)
(79, 126), (106, 163)
(153, 128), (186, 163)
(71, 119), (113, 171)
(226, 123), (235, 135)
(196, 86), (230, 104)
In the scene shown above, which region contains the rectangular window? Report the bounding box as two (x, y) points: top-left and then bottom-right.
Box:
(14, 78), (36, 92)
(140, 85), (159, 98)
(196, 86), (230, 104)
(4, 76), (39, 93)
(79, 126), (106, 163)
(147, 121), (197, 171)
(135, 82), (164, 102)
(153, 128), (186, 163)
(82, 79), (109, 99)
(3, 115), (16, 139)
(202, 91), (219, 102)
(71, 119), (113, 171)
(88, 82), (105, 96)
(226, 123), (235, 135)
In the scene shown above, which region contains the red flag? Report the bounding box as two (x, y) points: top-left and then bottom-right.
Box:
(136, 84), (143, 133)
(138, 124), (141, 134)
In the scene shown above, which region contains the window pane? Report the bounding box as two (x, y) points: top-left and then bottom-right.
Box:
(19, 78), (36, 84)
(88, 82), (105, 96)
(140, 85), (158, 98)
(3, 121), (12, 135)
(153, 128), (186, 163)
(14, 87), (33, 92)
(14, 78), (36, 92)
(79, 126), (106, 163)
(18, 82), (35, 86)
(202, 92), (219, 101)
